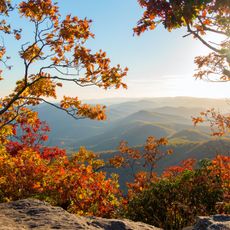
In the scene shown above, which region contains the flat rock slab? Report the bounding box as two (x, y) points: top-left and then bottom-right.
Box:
(0, 199), (161, 230)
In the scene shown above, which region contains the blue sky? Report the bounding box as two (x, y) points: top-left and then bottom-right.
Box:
(1, 0), (230, 99)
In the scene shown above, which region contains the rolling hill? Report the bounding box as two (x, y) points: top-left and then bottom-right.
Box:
(169, 129), (210, 142)
(100, 139), (230, 191)
(34, 97), (229, 154)
(33, 97), (230, 191)
(77, 121), (174, 151)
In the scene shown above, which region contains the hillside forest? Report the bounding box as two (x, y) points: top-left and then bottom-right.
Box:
(0, 1), (229, 229)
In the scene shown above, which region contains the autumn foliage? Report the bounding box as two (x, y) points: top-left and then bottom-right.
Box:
(0, 1), (128, 216)
(0, 0), (128, 144)
(109, 136), (172, 197)
(123, 156), (230, 229)
(0, 114), (229, 224)
(106, 137), (229, 228)
(193, 108), (230, 137)
(0, 117), (122, 217)
(135, 0), (229, 80)
(4, 110), (57, 155)
(0, 0), (229, 228)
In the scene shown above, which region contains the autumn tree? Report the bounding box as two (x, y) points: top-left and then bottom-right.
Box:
(0, 0), (127, 217)
(135, 0), (229, 80)
(109, 136), (172, 197)
(0, 0), (128, 142)
(0, 143), (122, 217)
(123, 155), (229, 229)
(0, 113), (123, 217)
(5, 111), (66, 159)
(135, 0), (230, 135)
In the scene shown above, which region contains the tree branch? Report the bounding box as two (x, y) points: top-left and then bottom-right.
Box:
(18, 96), (86, 121)
(187, 24), (221, 53)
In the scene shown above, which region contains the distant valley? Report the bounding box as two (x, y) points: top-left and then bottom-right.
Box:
(36, 97), (230, 171)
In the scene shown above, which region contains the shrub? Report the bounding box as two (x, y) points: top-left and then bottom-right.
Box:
(123, 156), (229, 229)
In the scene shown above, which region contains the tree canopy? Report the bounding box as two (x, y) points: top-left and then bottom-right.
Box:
(0, 0), (128, 142)
(135, 0), (230, 81)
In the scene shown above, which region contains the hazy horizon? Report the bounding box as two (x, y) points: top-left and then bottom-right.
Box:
(36, 96), (230, 114)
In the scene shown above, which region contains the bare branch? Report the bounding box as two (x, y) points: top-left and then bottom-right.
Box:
(18, 96), (86, 120)
(187, 24), (221, 53)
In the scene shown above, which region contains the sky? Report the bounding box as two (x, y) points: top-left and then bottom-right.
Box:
(1, 0), (230, 100)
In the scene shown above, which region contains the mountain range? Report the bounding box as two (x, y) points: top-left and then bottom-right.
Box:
(35, 96), (229, 168)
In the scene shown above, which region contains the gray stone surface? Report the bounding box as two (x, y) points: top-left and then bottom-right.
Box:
(193, 215), (230, 230)
(0, 199), (161, 230)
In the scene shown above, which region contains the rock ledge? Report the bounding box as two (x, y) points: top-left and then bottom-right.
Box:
(193, 215), (230, 230)
(0, 199), (161, 230)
